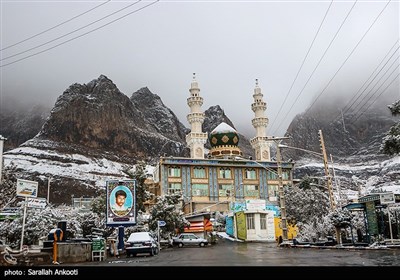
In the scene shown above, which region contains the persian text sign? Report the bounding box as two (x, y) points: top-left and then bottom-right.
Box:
(380, 193), (395, 205)
(16, 179), (38, 198)
(246, 199), (266, 211)
(27, 198), (47, 209)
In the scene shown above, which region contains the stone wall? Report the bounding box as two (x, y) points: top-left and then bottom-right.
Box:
(56, 242), (92, 263)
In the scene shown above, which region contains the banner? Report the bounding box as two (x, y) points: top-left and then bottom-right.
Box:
(16, 179), (38, 198)
(106, 180), (136, 227)
(235, 211), (247, 240)
(27, 198), (47, 209)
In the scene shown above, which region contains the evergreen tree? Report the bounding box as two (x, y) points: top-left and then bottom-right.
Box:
(148, 193), (188, 239)
(91, 192), (106, 216)
(285, 182), (334, 240)
(123, 161), (152, 215)
(381, 100), (400, 155)
(329, 208), (353, 228)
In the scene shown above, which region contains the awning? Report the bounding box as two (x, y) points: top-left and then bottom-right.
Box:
(184, 219), (213, 232)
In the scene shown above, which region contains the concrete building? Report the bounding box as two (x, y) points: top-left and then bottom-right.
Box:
(153, 75), (294, 241)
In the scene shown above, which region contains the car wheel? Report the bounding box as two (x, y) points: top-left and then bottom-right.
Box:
(178, 243), (184, 248)
(150, 248), (155, 256)
(154, 248), (159, 255)
(199, 242), (205, 247)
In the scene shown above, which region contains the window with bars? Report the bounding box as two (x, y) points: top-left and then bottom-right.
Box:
(268, 185), (279, 201)
(218, 167), (232, 179)
(267, 171), (278, 180)
(193, 166), (207, 178)
(260, 213), (267, 229)
(246, 214), (255, 230)
(168, 166), (181, 177)
(282, 170), (290, 180)
(168, 183), (181, 194)
(218, 184), (233, 197)
(244, 185), (259, 197)
(244, 168), (257, 179)
(192, 184), (209, 196)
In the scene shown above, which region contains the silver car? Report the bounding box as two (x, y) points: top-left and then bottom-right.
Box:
(172, 233), (208, 248)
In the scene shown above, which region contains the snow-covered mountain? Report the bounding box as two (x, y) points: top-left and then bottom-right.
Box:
(1, 74), (398, 205)
(284, 96), (400, 201)
(292, 155), (400, 201)
(1, 75), (250, 204)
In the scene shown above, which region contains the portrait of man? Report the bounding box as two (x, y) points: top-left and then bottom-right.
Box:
(110, 185), (133, 217)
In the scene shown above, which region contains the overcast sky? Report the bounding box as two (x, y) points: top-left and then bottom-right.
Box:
(1, 0), (399, 137)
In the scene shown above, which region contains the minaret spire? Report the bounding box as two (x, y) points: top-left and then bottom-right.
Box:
(250, 79), (271, 160)
(186, 74), (207, 159)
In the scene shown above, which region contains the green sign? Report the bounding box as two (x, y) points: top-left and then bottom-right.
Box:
(366, 202), (378, 235)
(92, 238), (105, 251)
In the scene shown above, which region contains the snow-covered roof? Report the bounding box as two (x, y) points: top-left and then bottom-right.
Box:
(211, 122), (236, 134)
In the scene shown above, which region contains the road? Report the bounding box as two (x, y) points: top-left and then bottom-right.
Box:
(76, 237), (400, 267)
(3, 239), (399, 279)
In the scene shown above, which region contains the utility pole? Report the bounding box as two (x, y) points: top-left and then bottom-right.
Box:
(47, 177), (52, 203)
(270, 136), (290, 242)
(318, 130), (335, 209)
(0, 135), (7, 184)
(318, 130), (341, 244)
(330, 154), (341, 207)
(340, 109), (346, 133)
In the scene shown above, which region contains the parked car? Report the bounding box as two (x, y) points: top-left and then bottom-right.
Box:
(125, 232), (159, 257)
(172, 233), (208, 248)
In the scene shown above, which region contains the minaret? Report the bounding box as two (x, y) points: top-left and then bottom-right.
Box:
(250, 79), (271, 161)
(186, 73), (208, 159)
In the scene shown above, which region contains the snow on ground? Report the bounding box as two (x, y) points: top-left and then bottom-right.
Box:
(216, 232), (243, 242)
(3, 146), (155, 187)
(296, 155), (400, 173)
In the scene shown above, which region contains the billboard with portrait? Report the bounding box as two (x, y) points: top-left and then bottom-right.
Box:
(106, 180), (136, 227)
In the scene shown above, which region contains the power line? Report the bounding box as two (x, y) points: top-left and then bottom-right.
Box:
(1, 0), (141, 61)
(328, 40), (399, 125)
(269, 0), (333, 132)
(303, 0), (392, 116)
(351, 66), (399, 123)
(272, 0), (358, 135)
(350, 61), (399, 121)
(0, 0), (160, 68)
(0, 0), (111, 51)
(349, 53), (399, 117)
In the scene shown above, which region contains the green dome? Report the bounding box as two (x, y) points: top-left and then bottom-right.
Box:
(209, 122), (239, 148)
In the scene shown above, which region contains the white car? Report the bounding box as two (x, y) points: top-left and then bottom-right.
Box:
(125, 232), (159, 257)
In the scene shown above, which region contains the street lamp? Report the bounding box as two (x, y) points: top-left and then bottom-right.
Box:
(278, 144), (323, 158)
(278, 144), (336, 209)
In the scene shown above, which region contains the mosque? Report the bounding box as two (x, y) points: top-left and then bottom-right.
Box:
(153, 74), (296, 241)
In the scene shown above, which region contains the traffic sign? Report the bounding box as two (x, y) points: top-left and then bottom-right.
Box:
(158, 220), (166, 227)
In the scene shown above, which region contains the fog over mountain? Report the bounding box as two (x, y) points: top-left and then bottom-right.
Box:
(1, 75), (398, 205)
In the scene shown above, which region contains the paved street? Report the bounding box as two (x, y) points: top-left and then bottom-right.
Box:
(74, 237), (400, 267)
(3, 238), (399, 278)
